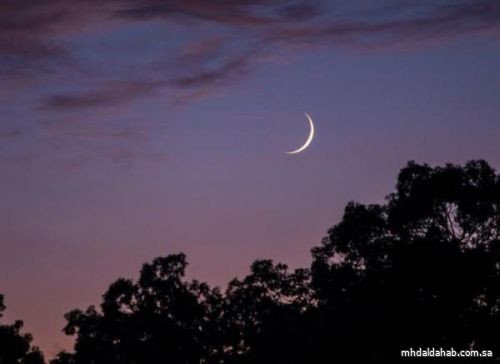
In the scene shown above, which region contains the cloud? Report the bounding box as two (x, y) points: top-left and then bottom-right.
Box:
(170, 56), (249, 88)
(40, 80), (165, 111)
(112, 0), (322, 26)
(173, 88), (218, 105)
(0, 1), (104, 79)
(38, 51), (249, 112)
(4, 1), (499, 97)
(99, 147), (166, 167)
(0, 37), (66, 59)
(0, 0), (321, 78)
(38, 119), (152, 143)
(33, 116), (168, 167)
(0, 129), (23, 139)
(0, 37), (71, 79)
(2, 0), (500, 167)
(173, 36), (226, 67)
(0, 1), (108, 37)
(277, 3), (321, 21)
(265, 0), (500, 49)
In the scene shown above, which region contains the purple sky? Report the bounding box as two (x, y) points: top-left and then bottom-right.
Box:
(1, 0), (500, 357)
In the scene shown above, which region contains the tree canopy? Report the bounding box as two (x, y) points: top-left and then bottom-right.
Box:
(0, 294), (45, 364)
(309, 160), (500, 360)
(4, 160), (500, 363)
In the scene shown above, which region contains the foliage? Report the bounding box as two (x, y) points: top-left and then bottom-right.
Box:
(6, 160), (499, 363)
(0, 295), (45, 364)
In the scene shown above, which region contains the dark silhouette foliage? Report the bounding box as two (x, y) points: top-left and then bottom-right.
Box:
(0, 295), (45, 364)
(56, 254), (223, 364)
(309, 160), (500, 361)
(12, 160), (498, 363)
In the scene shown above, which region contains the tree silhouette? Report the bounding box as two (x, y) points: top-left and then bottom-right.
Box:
(218, 260), (312, 363)
(54, 254), (222, 364)
(309, 160), (500, 361)
(0, 294), (45, 364)
(52, 160), (500, 363)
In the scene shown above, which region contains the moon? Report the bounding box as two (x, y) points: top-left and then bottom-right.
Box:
(286, 113), (315, 155)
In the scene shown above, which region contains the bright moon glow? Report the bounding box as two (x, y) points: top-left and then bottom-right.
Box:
(286, 113), (315, 155)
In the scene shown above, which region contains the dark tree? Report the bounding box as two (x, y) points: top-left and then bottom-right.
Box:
(54, 160), (500, 363)
(49, 352), (75, 364)
(52, 254), (222, 364)
(0, 294), (45, 364)
(310, 160), (500, 361)
(219, 260), (312, 363)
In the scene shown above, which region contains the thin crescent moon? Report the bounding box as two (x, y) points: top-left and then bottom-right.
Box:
(286, 113), (315, 155)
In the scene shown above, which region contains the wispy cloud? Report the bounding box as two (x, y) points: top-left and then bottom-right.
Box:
(4, 0), (500, 104)
(40, 80), (166, 111)
(173, 88), (218, 105)
(34, 116), (168, 166)
(265, 0), (500, 49)
(170, 56), (249, 88)
(0, 129), (23, 139)
(112, 0), (321, 26)
(2, 0), (499, 166)
(172, 36), (226, 67)
(0, 37), (71, 79)
(38, 119), (152, 143)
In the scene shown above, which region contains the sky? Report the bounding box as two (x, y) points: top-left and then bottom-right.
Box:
(1, 0), (500, 357)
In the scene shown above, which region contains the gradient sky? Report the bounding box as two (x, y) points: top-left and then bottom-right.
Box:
(1, 0), (500, 357)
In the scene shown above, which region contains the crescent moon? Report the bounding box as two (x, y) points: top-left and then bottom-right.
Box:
(286, 113), (315, 155)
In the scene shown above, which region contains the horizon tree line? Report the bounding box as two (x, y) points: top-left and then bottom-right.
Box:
(1, 159), (500, 363)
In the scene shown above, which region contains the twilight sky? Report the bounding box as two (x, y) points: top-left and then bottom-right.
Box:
(1, 0), (500, 357)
